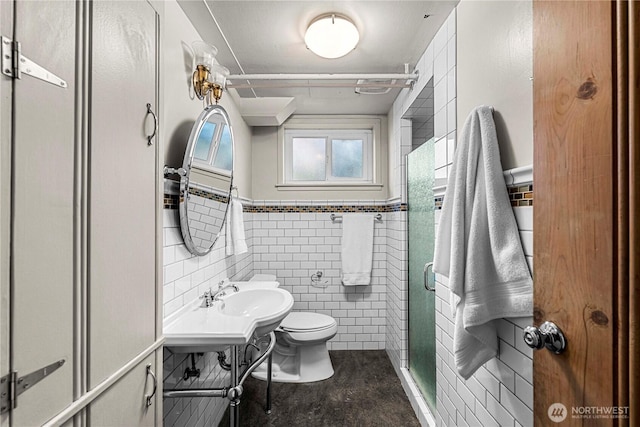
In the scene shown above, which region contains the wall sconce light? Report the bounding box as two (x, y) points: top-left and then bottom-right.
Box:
(305, 13), (359, 59)
(191, 41), (229, 104)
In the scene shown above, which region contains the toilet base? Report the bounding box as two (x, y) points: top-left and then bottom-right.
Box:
(252, 342), (334, 383)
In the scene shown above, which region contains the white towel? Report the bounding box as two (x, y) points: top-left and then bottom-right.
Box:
(433, 105), (533, 380)
(225, 198), (248, 256)
(340, 214), (374, 286)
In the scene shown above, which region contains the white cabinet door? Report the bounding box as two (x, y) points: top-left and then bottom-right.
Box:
(88, 0), (159, 388)
(88, 353), (158, 426)
(9, 1), (77, 425)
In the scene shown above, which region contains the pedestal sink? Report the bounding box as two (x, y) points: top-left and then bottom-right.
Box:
(164, 286), (293, 353)
(163, 283), (293, 427)
(218, 288), (292, 337)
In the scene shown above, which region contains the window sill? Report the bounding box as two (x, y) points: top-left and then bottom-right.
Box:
(275, 183), (384, 191)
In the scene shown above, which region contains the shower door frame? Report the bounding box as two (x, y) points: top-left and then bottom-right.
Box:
(406, 140), (437, 414)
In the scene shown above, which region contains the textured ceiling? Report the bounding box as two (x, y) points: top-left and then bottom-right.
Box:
(179, 1), (458, 115)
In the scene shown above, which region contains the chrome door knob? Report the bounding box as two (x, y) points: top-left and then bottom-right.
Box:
(523, 321), (567, 354)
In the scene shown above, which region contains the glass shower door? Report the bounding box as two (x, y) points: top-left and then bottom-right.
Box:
(407, 139), (436, 413)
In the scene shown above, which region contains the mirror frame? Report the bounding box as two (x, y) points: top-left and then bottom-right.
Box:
(179, 104), (234, 256)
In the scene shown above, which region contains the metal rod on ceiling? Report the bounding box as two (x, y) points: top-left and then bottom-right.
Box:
(227, 73), (419, 81)
(228, 81), (413, 89)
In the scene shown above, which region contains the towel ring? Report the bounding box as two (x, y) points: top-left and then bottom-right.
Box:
(231, 186), (239, 198)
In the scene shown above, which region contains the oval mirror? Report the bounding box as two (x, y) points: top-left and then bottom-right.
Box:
(179, 104), (234, 255)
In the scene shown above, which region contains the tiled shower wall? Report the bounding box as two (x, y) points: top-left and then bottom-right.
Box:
(249, 204), (388, 350)
(434, 202), (534, 427)
(385, 210), (408, 365)
(162, 203), (254, 427)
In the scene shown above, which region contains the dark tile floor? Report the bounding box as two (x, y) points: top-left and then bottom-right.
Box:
(220, 350), (420, 427)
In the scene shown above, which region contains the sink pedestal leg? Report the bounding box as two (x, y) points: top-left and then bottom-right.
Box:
(230, 346), (240, 427)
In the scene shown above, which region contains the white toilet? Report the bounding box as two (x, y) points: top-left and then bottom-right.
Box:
(250, 275), (338, 383)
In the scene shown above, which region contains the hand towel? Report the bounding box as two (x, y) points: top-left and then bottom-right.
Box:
(225, 198), (248, 256)
(340, 214), (374, 286)
(433, 105), (533, 380)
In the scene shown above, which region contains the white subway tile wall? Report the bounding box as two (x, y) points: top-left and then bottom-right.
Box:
(385, 209), (408, 364)
(162, 206), (254, 427)
(185, 194), (227, 250)
(434, 205), (534, 427)
(163, 351), (231, 427)
(252, 208), (387, 351)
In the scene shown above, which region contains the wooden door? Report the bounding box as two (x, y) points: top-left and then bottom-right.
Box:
(533, 1), (638, 424)
(88, 0), (158, 389)
(8, 1), (78, 425)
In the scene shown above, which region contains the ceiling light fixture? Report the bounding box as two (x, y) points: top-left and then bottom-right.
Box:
(304, 13), (359, 59)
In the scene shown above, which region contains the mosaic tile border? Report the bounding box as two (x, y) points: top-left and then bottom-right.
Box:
(508, 183), (534, 207)
(163, 196), (407, 213)
(189, 187), (230, 204)
(164, 187), (230, 210)
(433, 183), (534, 210)
(164, 194), (179, 210)
(244, 203), (407, 214)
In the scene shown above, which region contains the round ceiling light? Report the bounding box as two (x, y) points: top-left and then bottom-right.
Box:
(304, 13), (359, 59)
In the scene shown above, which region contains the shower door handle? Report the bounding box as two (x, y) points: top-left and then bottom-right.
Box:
(423, 262), (435, 292)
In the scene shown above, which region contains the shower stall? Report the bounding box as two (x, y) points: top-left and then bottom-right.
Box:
(403, 77), (437, 414)
(407, 138), (437, 413)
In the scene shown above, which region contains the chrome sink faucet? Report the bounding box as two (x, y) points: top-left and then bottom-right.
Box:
(212, 280), (239, 301)
(200, 288), (214, 307)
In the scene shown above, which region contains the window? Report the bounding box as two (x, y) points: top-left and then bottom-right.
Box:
(284, 129), (372, 184)
(193, 118), (232, 176)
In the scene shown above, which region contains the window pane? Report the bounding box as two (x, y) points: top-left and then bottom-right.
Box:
(331, 139), (363, 178)
(292, 137), (326, 181)
(194, 121), (217, 161)
(212, 124), (233, 171)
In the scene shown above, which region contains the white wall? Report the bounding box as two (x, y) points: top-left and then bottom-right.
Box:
(456, 0), (533, 170)
(161, 2), (253, 426)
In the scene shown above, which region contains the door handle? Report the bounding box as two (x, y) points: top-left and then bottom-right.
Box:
(523, 321), (567, 354)
(423, 262), (435, 292)
(145, 364), (157, 407)
(146, 103), (157, 146)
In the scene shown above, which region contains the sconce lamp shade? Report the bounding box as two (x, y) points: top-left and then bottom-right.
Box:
(192, 41), (218, 69)
(210, 64), (230, 87)
(305, 14), (359, 59)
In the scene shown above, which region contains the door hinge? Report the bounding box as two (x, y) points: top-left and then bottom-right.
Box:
(2, 35), (67, 88)
(0, 359), (65, 414)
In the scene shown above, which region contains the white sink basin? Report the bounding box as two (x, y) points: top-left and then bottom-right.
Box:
(230, 280), (280, 291)
(164, 286), (293, 353)
(219, 288), (292, 337)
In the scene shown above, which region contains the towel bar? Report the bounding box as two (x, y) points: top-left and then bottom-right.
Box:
(330, 213), (382, 222)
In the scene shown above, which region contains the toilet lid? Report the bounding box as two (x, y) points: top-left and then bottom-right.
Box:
(280, 312), (335, 332)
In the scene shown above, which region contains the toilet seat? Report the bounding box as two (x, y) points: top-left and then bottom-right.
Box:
(279, 312), (336, 332)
